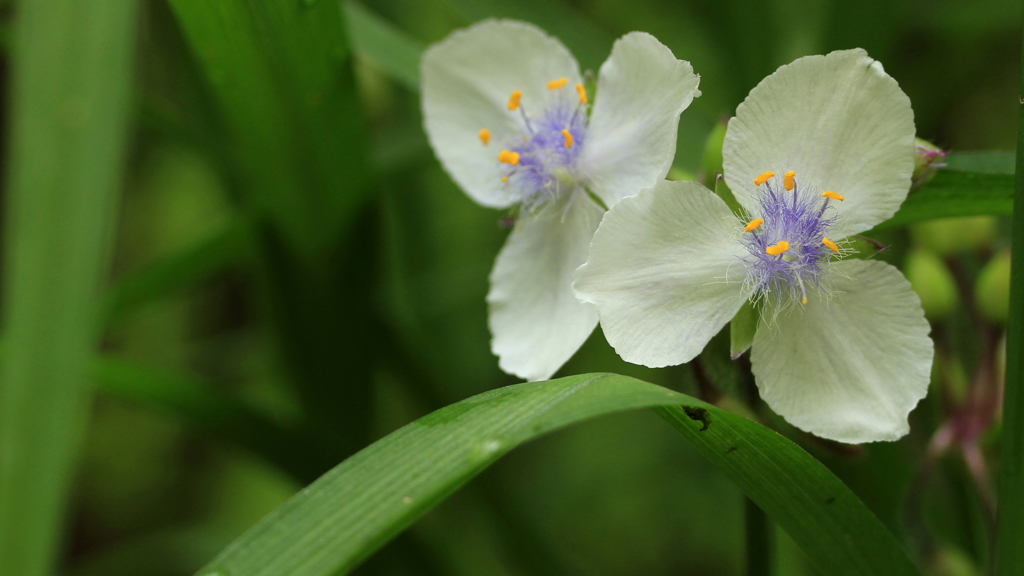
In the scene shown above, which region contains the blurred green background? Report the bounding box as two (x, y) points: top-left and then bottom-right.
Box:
(0, 0), (1019, 575)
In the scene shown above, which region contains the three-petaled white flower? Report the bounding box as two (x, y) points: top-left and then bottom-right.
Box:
(573, 49), (934, 443)
(422, 20), (701, 381)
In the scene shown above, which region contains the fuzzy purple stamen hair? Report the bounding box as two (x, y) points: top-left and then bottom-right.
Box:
(501, 95), (588, 209)
(740, 178), (841, 306)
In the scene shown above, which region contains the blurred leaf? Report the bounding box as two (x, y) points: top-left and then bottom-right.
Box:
(0, 1), (138, 575)
(249, 203), (382, 463)
(371, 124), (431, 172)
(344, 1), (423, 91)
(104, 218), (252, 323)
(443, 0), (613, 71)
(341, 0), (614, 94)
(194, 374), (919, 576)
(701, 119), (727, 185)
(90, 357), (330, 484)
(909, 215), (998, 256)
(729, 301), (757, 359)
(904, 249), (958, 321)
(136, 0), (228, 163)
(976, 249), (1012, 325)
(714, 176), (744, 215)
(167, 0), (378, 462)
(69, 526), (234, 576)
(945, 151), (1014, 174)
(166, 0), (368, 255)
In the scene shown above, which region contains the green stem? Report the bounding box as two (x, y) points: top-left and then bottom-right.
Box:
(734, 358), (775, 576)
(745, 494), (775, 576)
(994, 20), (1024, 576)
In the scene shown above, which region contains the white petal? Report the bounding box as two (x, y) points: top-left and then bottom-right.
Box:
(488, 191), (603, 381)
(578, 32), (701, 208)
(723, 49), (915, 237)
(573, 180), (748, 368)
(750, 259), (934, 444)
(422, 20), (583, 208)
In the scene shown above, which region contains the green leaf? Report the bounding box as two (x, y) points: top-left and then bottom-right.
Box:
(874, 150), (1015, 231)
(874, 169), (1013, 230)
(343, 1), (423, 91)
(656, 404), (918, 574)
(194, 374), (919, 576)
(104, 219), (252, 323)
(0, 1), (138, 575)
(730, 300), (758, 359)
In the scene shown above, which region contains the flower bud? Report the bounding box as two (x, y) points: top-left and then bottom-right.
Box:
(976, 249), (1011, 325)
(905, 248), (958, 321)
(913, 137), (947, 189)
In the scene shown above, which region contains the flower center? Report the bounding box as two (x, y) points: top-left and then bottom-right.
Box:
(739, 170), (846, 307)
(480, 78), (589, 209)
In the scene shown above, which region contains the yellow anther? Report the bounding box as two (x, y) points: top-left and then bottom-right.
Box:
(765, 240), (790, 256)
(502, 176), (509, 182)
(547, 77), (568, 90)
(822, 237), (839, 253)
(576, 83), (588, 104)
(744, 218), (764, 232)
(822, 191), (845, 201)
(479, 129), (491, 146)
(507, 90), (523, 111)
(784, 171), (796, 191)
(498, 150), (520, 165)
(802, 296), (809, 305)
(562, 129), (574, 148)
(754, 171), (776, 186)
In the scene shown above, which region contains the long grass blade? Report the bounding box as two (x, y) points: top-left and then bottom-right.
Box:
(166, 0), (368, 255)
(0, 1), (138, 574)
(343, 0), (422, 90)
(993, 21), (1024, 576)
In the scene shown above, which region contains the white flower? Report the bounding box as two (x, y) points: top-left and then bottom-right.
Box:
(421, 20), (700, 381)
(573, 49), (934, 443)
